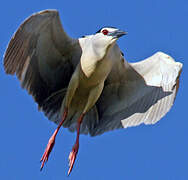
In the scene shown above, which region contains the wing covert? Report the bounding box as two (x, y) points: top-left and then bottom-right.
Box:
(4, 10), (81, 108)
(91, 52), (182, 136)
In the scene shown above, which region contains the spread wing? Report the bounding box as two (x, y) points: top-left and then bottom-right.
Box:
(4, 10), (81, 108)
(90, 52), (182, 136)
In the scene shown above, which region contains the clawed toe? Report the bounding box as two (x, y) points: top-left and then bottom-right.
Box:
(68, 145), (78, 175)
(40, 137), (55, 171)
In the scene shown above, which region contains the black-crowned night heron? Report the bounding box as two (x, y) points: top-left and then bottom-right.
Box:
(3, 10), (182, 175)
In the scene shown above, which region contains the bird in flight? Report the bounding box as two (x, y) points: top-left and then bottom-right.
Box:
(3, 9), (182, 175)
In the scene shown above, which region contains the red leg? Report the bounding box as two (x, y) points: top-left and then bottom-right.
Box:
(40, 108), (68, 171)
(68, 113), (85, 176)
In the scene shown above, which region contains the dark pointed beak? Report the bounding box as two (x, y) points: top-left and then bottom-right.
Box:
(109, 30), (127, 38)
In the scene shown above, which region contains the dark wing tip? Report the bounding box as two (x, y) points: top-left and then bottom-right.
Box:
(174, 67), (182, 99)
(3, 9), (60, 76)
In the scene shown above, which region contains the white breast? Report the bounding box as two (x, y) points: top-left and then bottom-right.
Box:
(79, 42), (121, 86)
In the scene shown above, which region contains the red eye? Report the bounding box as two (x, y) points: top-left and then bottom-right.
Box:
(102, 29), (109, 35)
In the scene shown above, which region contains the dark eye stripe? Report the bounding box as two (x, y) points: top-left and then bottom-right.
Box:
(96, 26), (117, 33)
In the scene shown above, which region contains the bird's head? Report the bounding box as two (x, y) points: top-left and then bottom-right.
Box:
(90, 27), (127, 57)
(95, 27), (126, 44)
(80, 27), (127, 60)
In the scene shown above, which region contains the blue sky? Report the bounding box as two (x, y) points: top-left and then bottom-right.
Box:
(0, 0), (187, 179)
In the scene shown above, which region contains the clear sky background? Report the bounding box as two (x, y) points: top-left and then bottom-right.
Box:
(0, 0), (187, 179)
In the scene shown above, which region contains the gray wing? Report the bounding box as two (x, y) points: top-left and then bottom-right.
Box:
(4, 10), (81, 109)
(90, 52), (182, 136)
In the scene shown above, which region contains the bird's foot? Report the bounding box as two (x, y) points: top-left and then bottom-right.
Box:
(68, 143), (79, 175)
(40, 135), (55, 171)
